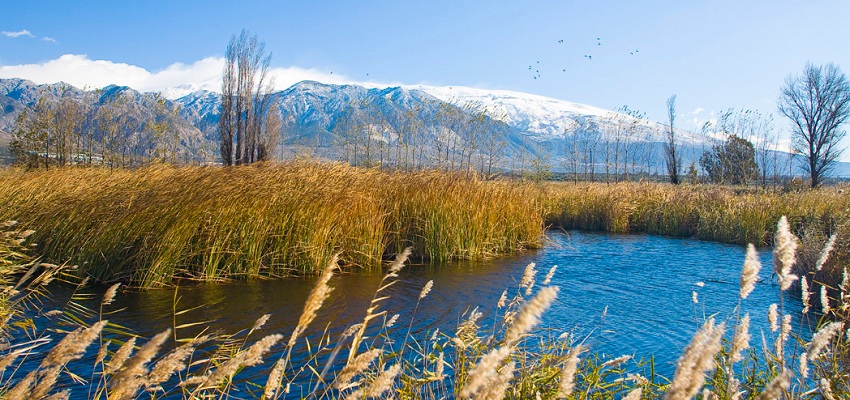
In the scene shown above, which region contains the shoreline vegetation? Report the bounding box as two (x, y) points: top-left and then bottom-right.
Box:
(0, 217), (848, 398)
(1, 162), (848, 287)
(0, 162), (544, 287)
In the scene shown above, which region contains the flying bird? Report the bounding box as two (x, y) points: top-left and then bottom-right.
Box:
(584, 54), (592, 60)
(558, 39), (564, 43)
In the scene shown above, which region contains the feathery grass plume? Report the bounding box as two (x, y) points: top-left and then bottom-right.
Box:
(19, 320), (108, 399)
(95, 341), (110, 365)
(109, 329), (171, 400)
(730, 313), (750, 363)
(434, 351), (445, 379)
(543, 265), (557, 285)
(767, 304), (778, 332)
(504, 286), (559, 345)
(601, 354), (632, 368)
(627, 373), (650, 386)
(362, 363), (401, 398)
(146, 340), (198, 389)
(520, 262), (536, 296)
(419, 280), (433, 299)
(0, 350), (22, 375)
(623, 388), (642, 400)
(385, 313), (399, 328)
(387, 247), (412, 277)
(799, 352), (808, 379)
(340, 323), (364, 342)
(42, 320), (108, 367)
(692, 291), (699, 304)
(335, 348), (382, 391)
(557, 345), (584, 398)
(800, 276), (811, 314)
(807, 321), (843, 360)
(821, 285), (830, 314)
(727, 376), (742, 400)
(43, 389), (70, 400)
(821, 378), (836, 400)
(106, 337), (138, 374)
(456, 307), (483, 350)
(263, 359), (286, 400)
(740, 244), (761, 299)
(496, 289), (508, 308)
(815, 233), (837, 271)
(476, 361), (515, 400)
(460, 346), (512, 398)
(195, 334), (283, 390)
(757, 369), (791, 400)
(774, 314), (792, 363)
(773, 216), (798, 291)
(5, 372), (36, 399)
(663, 318), (726, 400)
(289, 256), (337, 347)
(102, 283), (120, 306)
(251, 313), (271, 332)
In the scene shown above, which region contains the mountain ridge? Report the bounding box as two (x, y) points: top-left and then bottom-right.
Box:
(2, 77), (836, 179)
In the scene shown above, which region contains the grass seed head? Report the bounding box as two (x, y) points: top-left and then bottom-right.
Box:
(740, 244), (761, 299)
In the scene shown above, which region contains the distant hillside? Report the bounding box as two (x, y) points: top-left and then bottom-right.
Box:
(3, 77), (848, 179)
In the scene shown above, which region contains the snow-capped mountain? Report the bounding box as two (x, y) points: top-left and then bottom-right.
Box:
(1, 77), (719, 172)
(409, 84), (710, 146)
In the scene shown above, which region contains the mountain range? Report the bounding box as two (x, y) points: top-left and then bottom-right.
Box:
(2, 77), (837, 178)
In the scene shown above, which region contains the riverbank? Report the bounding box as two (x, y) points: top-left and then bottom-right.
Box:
(543, 182), (850, 287)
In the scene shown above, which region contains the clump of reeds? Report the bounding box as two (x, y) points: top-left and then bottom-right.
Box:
(0, 162), (544, 287)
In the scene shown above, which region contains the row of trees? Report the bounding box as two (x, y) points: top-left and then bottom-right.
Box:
(331, 99), (510, 177)
(10, 87), (186, 170)
(219, 30), (280, 166)
(663, 63), (850, 188)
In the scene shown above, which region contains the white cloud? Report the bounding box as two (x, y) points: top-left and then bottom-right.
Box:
(41, 36), (57, 43)
(1, 30), (34, 38)
(0, 54), (390, 99)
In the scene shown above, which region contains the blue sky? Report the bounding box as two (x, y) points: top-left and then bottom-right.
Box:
(2, 1), (850, 139)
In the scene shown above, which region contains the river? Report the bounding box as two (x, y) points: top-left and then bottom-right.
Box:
(30, 230), (809, 397)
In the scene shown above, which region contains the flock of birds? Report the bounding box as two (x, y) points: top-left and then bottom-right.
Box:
(528, 37), (640, 80)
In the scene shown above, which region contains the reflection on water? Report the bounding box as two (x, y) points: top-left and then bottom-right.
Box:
(36, 231), (808, 396)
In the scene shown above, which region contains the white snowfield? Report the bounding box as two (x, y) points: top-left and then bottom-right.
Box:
(169, 79), (708, 145)
(408, 84), (705, 144)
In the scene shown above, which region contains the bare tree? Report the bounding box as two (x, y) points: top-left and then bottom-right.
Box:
(664, 95), (681, 184)
(778, 63), (850, 187)
(219, 29), (277, 166)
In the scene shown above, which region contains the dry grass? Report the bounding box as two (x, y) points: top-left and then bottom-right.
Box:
(543, 182), (850, 247)
(0, 162), (544, 287)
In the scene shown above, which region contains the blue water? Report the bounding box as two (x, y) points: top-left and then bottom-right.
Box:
(18, 231), (810, 398)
